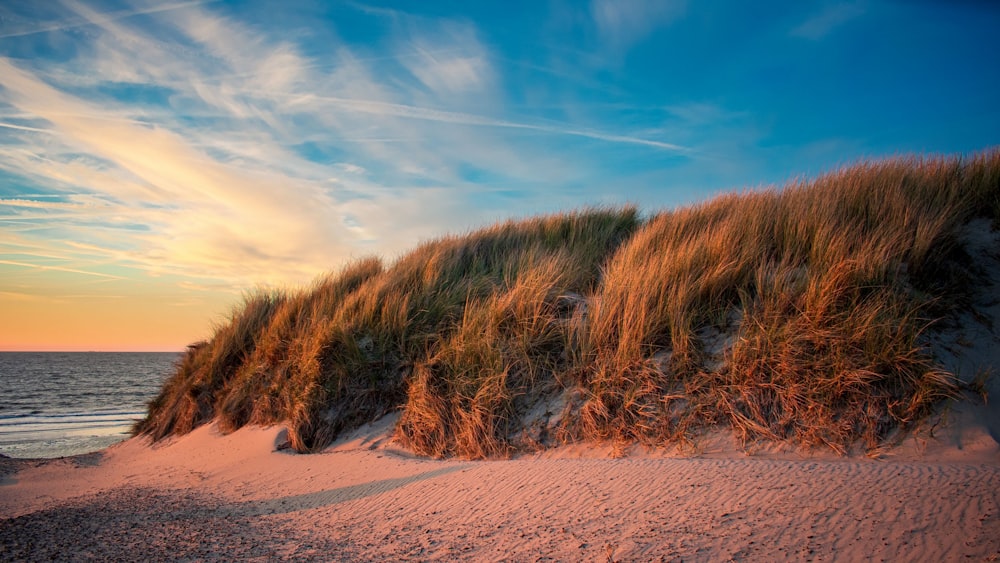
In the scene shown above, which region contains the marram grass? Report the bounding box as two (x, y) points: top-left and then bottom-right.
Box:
(136, 150), (1000, 458)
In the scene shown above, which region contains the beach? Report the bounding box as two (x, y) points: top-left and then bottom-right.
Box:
(5, 183), (1000, 562)
(5, 165), (1000, 562)
(2, 0), (998, 559)
(2, 414), (998, 562)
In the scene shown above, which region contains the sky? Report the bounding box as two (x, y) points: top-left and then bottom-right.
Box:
(1, 0), (998, 351)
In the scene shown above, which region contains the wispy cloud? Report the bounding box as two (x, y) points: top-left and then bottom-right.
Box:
(0, 0), (216, 39)
(791, 2), (866, 40)
(0, 259), (123, 279)
(304, 95), (688, 151)
(590, 0), (686, 54)
(0, 290), (51, 302)
(0, 198), (96, 210)
(0, 122), (53, 133)
(399, 22), (493, 96)
(0, 0), (689, 297)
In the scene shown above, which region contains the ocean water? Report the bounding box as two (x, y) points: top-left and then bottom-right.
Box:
(0, 352), (178, 459)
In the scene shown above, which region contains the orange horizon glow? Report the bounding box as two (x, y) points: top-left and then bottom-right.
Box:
(0, 281), (235, 354)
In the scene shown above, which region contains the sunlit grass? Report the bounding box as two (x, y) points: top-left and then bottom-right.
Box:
(136, 149), (1000, 457)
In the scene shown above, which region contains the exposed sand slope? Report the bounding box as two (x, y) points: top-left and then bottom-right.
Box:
(1, 418), (998, 562)
(917, 219), (1000, 463)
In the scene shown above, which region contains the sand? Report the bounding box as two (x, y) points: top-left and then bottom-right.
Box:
(0, 410), (997, 562)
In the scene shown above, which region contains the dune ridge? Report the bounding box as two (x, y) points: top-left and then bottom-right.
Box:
(138, 150), (1000, 458)
(4, 150), (1000, 559)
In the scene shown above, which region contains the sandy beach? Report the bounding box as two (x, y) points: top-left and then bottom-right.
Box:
(4, 164), (1000, 562)
(2, 0), (998, 558)
(2, 409), (998, 562)
(4, 215), (1000, 561)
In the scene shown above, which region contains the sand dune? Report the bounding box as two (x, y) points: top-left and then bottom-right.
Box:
(4, 170), (1000, 561)
(1, 415), (998, 561)
(4, 227), (1000, 561)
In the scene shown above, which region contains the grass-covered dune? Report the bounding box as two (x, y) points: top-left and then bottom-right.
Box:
(137, 151), (1000, 458)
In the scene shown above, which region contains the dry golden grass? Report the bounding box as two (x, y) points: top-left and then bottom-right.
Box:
(136, 290), (285, 440)
(138, 150), (1000, 457)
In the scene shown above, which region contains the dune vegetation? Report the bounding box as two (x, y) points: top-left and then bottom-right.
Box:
(136, 150), (1000, 458)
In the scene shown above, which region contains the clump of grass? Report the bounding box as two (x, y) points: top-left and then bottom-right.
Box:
(215, 257), (385, 437)
(719, 260), (955, 452)
(135, 290), (285, 439)
(397, 251), (580, 458)
(138, 150), (1000, 457)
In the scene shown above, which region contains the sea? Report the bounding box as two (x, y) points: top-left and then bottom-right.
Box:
(0, 352), (179, 459)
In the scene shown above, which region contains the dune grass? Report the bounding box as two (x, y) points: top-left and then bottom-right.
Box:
(136, 150), (1000, 457)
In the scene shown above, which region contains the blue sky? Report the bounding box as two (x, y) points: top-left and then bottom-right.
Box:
(1, 0), (998, 350)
